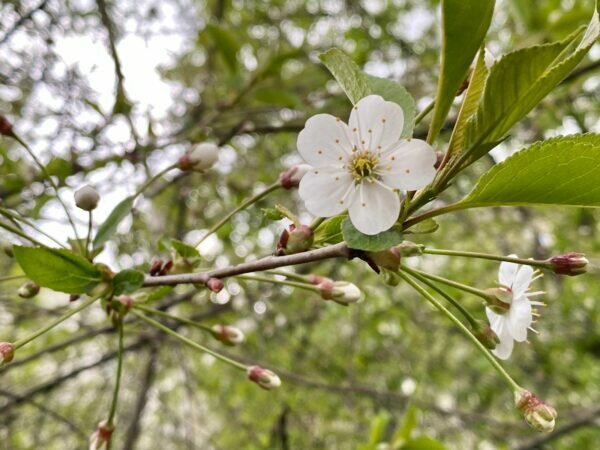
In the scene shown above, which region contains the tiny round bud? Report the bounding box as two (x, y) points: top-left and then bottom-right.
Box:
(547, 252), (588, 276)
(515, 389), (557, 433)
(472, 320), (500, 350)
(247, 365), (281, 390)
(279, 164), (311, 189)
(0, 115), (13, 136)
(367, 247), (401, 272)
(307, 274), (328, 285)
(117, 295), (134, 314)
(211, 324), (245, 346)
(0, 342), (15, 363)
(285, 225), (314, 254)
(319, 280), (362, 304)
(206, 277), (224, 293)
(149, 259), (163, 276)
(74, 185), (100, 211)
(89, 420), (114, 450)
(18, 281), (40, 298)
(179, 143), (219, 171)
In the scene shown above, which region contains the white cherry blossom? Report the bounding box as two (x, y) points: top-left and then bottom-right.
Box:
(297, 95), (437, 235)
(486, 257), (544, 360)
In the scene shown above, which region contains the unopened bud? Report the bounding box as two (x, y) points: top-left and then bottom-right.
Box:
(211, 324), (245, 346)
(277, 224), (313, 255)
(206, 277), (224, 293)
(547, 252), (588, 276)
(0, 342), (15, 363)
(484, 287), (512, 313)
(472, 320), (500, 350)
(367, 247), (401, 272)
(18, 281), (40, 298)
(247, 365), (281, 390)
(515, 389), (557, 433)
(397, 241), (424, 257)
(179, 143), (219, 171)
(307, 274), (328, 285)
(117, 295), (134, 314)
(279, 164), (311, 189)
(70, 294), (80, 302)
(89, 420), (114, 450)
(0, 115), (13, 136)
(74, 185), (100, 211)
(318, 280), (361, 305)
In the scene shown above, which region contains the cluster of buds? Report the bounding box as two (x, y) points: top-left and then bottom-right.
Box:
(211, 324), (245, 346)
(278, 164), (311, 189)
(515, 389), (557, 433)
(0, 342), (15, 364)
(89, 421), (114, 450)
(206, 277), (224, 293)
(546, 252), (588, 276)
(471, 320), (500, 350)
(247, 365), (281, 390)
(149, 259), (173, 277)
(178, 143), (219, 171)
(18, 281), (40, 298)
(308, 275), (362, 305)
(276, 224), (314, 255)
(74, 185), (100, 211)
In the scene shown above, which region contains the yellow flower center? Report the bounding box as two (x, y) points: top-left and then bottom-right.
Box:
(348, 151), (378, 181)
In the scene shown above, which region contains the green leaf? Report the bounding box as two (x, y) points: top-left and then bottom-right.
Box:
(314, 215), (346, 245)
(463, 5), (599, 166)
(404, 218), (439, 235)
(13, 246), (102, 294)
(366, 75), (416, 138)
(93, 196), (135, 250)
(45, 158), (72, 182)
(359, 411), (391, 450)
(401, 436), (446, 450)
(113, 269), (145, 295)
(254, 88), (300, 108)
(171, 239), (200, 258)
(458, 134), (600, 208)
(205, 24), (240, 73)
(342, 218), (403, 252)
(428, 0), (495, 142)
(319, 48), (370, 105)
(392, 405), (418, 446)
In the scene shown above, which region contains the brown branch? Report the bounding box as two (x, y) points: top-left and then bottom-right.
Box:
(142, 242), (351, 287)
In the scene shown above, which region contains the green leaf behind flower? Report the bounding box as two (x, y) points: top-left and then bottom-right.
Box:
(342, 218), (403, 252)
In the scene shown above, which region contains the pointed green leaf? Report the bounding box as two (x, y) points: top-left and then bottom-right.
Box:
(93, 196), (135, 250)
(366, 75), (416, 137)
(314, 215), (346, 245)
(171, 239), (200, 258)
(401, 436), (447, 450)
(13, 246), (102, 294)
(319, 48), (370, 104)
(342, 218), (403, 252)
(205, 24), (240, 73)
(459, 134), (600, 208)
(113, 269), (145, 295)
(428, 0), (495, 142)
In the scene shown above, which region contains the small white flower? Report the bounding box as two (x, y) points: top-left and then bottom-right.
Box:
(297, 95), (437, 235)
(486, 257), (544, 360)
(188, 142), (219, 170)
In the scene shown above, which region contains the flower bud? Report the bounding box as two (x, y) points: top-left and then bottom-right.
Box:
(547, 252), (588, 276)
(397, 241), (424, 257)
(515, 389), (557, 433)
(247, 365), (281, 390)
(484, 287), (512, 313)
(89, 421), (114, 450)
(279, 164), (311, 189)
(0, 115), (13, 136)
(0, 342), (15, 363)
(472, 320), (500, 350)
(117, 295), (134, 314)
(277, 224), (314, 255)
(211, 324), (245, 346)
(74, 185), (100, 211)
(206, 277), (224, 293)
(18, 281), (40, 298)
(367, 248), (401, 272)
(318, 280), (362, 305)
(70, 294), (81, 302)
(179, 143), (219, 171)
(307, 274), (329, 285)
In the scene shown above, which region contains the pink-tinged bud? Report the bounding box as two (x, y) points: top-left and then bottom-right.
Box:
(318, 280), (362, 304)
(0, 342), (15, 363)
(515, 389), (557, 433)
(279, 164), (311, 189)
(206, 277), (224, 293)
(247, 365), (281, 390)
(18, 281), (40, 298)
(117, 295), (134, 313)
(0, 115), (13, 136)
(307, 274), (329, 285)
(211, 324), (245, 346)
(89, 421), (114, 450)
(472, 320), (500, 350)
(179, 143), (219, 171)
(484, 287), (512, 313)
(548, 252), (588, 276)
(367, 247), (401, 272)
(277, 224), (314, 255)
(70, 294), (81, 302)
(149, 259), (173, 276)
(74, 185), (100, 211)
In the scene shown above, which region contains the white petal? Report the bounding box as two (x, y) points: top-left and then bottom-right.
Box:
(507, 297), (532, 342)
(513, 265), (534, 297)
(347, 181), (400, 235)
(378, 139), (437, 191)
(485, 307), (504, 334)
(348, 95), (404, 152)
(297, 114), (353, 167)
(492, 325), (515, 360)
(499, 260), (519, 287)
(298, 167), (354, 217)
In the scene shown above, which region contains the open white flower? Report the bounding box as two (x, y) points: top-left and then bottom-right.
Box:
(297, 95), (437, 235)
(486, 257), (544, 360)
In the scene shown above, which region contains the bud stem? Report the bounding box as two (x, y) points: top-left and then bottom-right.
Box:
(132, 310), (247, 371)
(134, 304), (214, 334)
(107, 317), (124, 427)
(236, 274), (321, 293)
(133, 163), (179, 198)
(414, 99), (435, 126)
(406, 267), (491, 301)
(421, 248), (547, 269)
(0, 274), (27, 283)
(193, 182), (281, 248)
(398, 271), (521, 391)
(13, 295), (100, 350)
(85, 211), (93, 259)
(0, 207), (67, 248)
